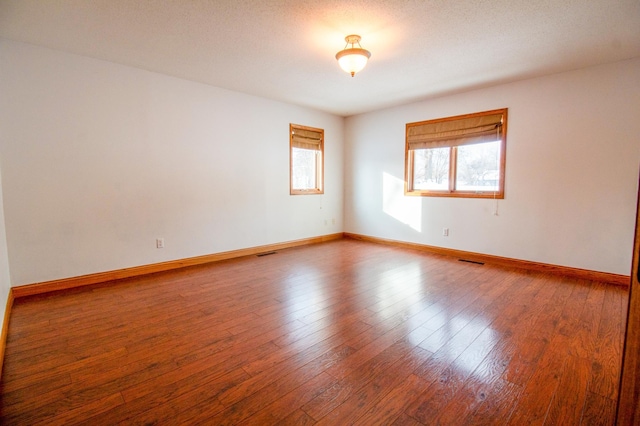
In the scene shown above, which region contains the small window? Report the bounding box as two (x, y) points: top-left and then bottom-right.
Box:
(405, 108), (507, 198)
(290, 124), (324, 195)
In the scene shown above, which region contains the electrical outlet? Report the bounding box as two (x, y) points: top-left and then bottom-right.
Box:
(156, 238), (165, 248)
(332, 218), (336, 225)
(442, 228), (449, 236)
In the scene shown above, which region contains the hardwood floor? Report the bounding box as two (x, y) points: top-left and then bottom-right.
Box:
(0, 239), (628, 425)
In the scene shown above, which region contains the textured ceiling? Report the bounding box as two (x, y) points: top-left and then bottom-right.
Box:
(1, 0), (639, 116)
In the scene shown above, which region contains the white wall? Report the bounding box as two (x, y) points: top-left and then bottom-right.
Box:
(0, 39), (638, 288)
(0, 40), (343, 286)
(0, 160), (11, 330)
(345, 58), (640, 275)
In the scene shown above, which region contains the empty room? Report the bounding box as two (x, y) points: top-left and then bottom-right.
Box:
(1, 0), (640, 424)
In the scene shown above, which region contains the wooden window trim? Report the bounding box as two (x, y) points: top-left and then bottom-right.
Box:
(290, 123), (324, 195)
(405, 108), (508, 199)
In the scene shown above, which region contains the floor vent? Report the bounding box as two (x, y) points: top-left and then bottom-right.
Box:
(256, 251), (277, 257)
(458, 259), (484, 265)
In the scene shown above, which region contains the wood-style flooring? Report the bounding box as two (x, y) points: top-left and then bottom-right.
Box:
(0, 239), (628, 425)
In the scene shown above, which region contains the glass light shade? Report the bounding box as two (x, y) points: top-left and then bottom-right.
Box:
(336, 48), (371, 77)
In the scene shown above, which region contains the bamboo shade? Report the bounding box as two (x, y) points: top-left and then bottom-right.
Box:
(291, 128), (323, 151)
(407, 113), (503, 150)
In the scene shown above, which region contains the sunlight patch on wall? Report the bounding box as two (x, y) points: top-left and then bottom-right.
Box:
(383, 172), (422, 232)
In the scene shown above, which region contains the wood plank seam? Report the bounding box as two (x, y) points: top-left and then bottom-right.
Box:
(0, 239), (627, 424)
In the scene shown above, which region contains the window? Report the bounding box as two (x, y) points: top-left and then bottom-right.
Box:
(405, 108), (507, 198)
(290, 123), (324, 195)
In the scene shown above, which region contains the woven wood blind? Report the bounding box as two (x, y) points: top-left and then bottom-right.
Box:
(407, 112), (504, 150)
(291, 127), (323, 151)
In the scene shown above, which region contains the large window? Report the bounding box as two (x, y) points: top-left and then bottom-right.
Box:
(290, 123), (324, 195)
(405, 108), (507, 198)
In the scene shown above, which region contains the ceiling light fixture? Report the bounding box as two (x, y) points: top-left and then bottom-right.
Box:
(335, 35), (371, 77)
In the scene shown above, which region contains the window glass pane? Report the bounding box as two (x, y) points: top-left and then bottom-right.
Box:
(413, 147), (450, 190)
(455, 141), (500, 191)
(292, 147), (317, 190)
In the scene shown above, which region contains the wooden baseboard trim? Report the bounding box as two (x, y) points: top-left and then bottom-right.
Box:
(0, 288), (14, 380)
(11, 230), (629, 298)
(344, 232), (630, 286)
(12, 233), (344, 298)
